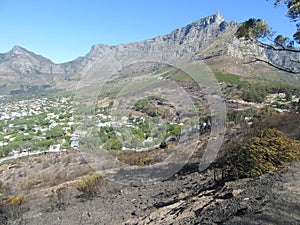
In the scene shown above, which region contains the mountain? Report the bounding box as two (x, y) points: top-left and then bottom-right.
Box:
(0, 45), (67, 75)
(0, 46), (78, 93)
(0, 13), (299, 94)
(70, 12), (299, 77)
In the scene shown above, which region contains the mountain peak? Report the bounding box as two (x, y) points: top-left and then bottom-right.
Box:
(192, 12), (225, 27)
(10, 45), (29, 55)
(214, 12), (224, 21)
(11, 45), (25, 51)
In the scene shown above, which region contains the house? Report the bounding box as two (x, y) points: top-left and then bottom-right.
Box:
(121, 116), (128, 123)
(9, 150), (19, 156)
(0, 141), (8, 147)
(0, 113), (9, 120)
(49, 122), (58, 129)
(70, 135), (79, 141)
(33, 136), (46, 141)
(96, 121), (121, 128)
(143, 137), (153, 144)
(71, 141), (79, 149)
(96, 122), (106, 128)
(75, 130), (87, 136)
(48, 144), (61, 153)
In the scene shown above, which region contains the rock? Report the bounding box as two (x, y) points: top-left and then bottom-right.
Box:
(235, 207), (248, 216)
(217, 192), (234, 199)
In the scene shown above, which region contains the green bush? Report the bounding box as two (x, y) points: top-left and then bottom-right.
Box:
(46, 126), (65, 139)
(103, 136), (122, 150)
(241, 86), (267, 103)
(166, 123), (181, 136)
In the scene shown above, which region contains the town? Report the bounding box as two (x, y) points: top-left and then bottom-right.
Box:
(0, 95), (182, 162)
(0, 97), (78, 160)
(0, 87), (299, 163)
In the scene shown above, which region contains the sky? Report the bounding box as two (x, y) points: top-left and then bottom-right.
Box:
(0, 0), (296, 63)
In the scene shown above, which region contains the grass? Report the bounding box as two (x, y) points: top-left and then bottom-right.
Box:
(0, 181), (9, 197)
(170, 73), (193, 81)
(214, 72), (249, 86)
(20, 173), (51, 190)
(110, 147), (174, 166)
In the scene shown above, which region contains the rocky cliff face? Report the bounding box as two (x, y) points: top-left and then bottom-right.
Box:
(225, 36), (300, 74)
(74, 12), (299, 75)
(79, 13), (237, 63)
(0, 13), (299, 92)
(153, 12), (236, 55)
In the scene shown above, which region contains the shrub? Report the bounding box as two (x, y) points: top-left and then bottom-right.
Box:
(1, 195), (25, 220)
(215, 128), (300, 179)
(20, 173), (51, 190)
(103, 137), (122, 150)
(7, 195), (24, 206)
(0, 181), (9, 197)
(49, 184), (69, 210)
(46, 126), (65, 139)
(76, 173), (103, 197)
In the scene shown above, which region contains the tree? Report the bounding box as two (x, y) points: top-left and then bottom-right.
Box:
(274, 34), (290, 47)
(235, 1), (300, 73)
(103, 137), (122, 150)
(274, 0), (300, 44)
(236, 18), (271, 40)
(241, 86), (267, 103)
(46, 126), (64, 139)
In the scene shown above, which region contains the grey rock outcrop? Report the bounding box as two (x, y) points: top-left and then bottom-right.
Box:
(79, 13), (237, 62)
(62, 12), (300, 75)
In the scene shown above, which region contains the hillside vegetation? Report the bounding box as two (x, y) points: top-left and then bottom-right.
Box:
(215, 128), (300, 179)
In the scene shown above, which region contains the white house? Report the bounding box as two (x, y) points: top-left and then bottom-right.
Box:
(48, 144), (61, 153)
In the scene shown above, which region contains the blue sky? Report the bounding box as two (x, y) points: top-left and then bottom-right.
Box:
(0, 0), (296, 63)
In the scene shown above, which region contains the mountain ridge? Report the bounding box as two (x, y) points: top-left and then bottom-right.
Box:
(0, 13), (299, 94)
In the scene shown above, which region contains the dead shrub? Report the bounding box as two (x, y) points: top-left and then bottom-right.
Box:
(49, 184), (70, 210)
(1, 195), (26, 221)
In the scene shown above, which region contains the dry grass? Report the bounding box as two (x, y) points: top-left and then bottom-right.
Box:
(215, 128), (300, 179)
(1, 194), (26, 221)
(76, 173), (104, 197)
(110, 147), (174, 166)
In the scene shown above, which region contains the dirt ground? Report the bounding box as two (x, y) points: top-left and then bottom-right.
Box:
(1, 150), (299, 225)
